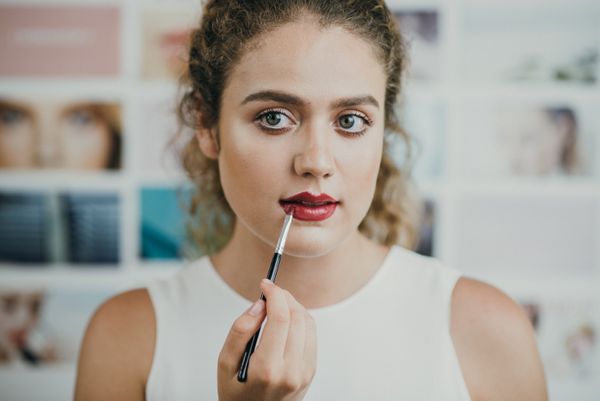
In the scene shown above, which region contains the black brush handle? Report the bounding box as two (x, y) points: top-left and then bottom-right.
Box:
(237, 252), (282, 382)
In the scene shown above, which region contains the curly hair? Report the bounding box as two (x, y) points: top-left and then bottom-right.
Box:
(175, 0), (421, 255)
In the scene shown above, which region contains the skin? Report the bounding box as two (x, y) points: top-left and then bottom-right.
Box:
(74, 16), (548, 401)
(0, 100), (113, 169)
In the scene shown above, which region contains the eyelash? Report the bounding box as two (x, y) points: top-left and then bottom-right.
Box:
(254, 108), (373, 136)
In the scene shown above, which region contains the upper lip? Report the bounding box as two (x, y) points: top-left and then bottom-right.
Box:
(280, 191), (339, 205)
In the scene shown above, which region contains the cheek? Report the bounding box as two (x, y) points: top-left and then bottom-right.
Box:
(63, 125), (112, 167)
(340, 136), (382, 193)
(218, 133), (284, 213)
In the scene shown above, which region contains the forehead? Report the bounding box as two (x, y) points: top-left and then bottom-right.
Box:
(223, 18), (387, 105)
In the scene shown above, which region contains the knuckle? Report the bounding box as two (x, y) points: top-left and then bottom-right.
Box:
(217, 351), (233, 371)
(270, 310), (290, 324)
(280, 374), (303, 392)
(255, 364), (278, 386)
(230, 316), (254, 336)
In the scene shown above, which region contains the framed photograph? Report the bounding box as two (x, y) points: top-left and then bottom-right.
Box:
(519, 297), (598, 400)
(415, 197), (437, 257)
(456, 100), (597, 178)
(140, 186), (195, 261)
(137, 96), (184, 174)
(390, 98), (446, 180)
(0, 286), (115, 367)
(0, 191), (121, 266)
(392, 9), (441, 82)
(0, 5), (120, 77)
(141, 5), (200, 81)
(0, 97), (122, 171)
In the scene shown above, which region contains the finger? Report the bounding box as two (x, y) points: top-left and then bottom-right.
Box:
(218, 299), (266, 376)
(255, 279), (290, 359)
(303, 312), (318, 380)
(282, 291), (306, 367)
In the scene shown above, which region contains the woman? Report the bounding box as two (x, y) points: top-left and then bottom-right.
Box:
(0, 99), (121, 170)
(75, 1), (548, 400)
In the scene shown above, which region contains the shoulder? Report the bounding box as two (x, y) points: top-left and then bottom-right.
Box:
(450, 277), (548, 401)
(74, 288), (155, 401)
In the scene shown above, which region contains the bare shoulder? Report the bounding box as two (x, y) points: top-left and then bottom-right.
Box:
(74, 288), (156, 401)
(450, 277), (548, 401)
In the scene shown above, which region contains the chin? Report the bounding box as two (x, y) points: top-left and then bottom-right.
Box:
(281, 229), (349, 259)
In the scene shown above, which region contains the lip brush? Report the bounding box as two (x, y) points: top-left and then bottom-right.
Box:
(237, 212), (294, 382)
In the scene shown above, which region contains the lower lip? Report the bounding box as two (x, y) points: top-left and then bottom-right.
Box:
(280, 202), (338, 221)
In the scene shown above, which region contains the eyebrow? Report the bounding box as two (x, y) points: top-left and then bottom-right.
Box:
(240, 90), (379, 109)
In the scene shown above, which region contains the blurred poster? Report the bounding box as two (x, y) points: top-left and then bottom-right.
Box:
(141, 5), (200, 81)
(0, 98), (122, 171)
(0, 287), (114, 366)
(454, 195), (597, 278)
(415, 198), (436, 257)
(456, 101), (597, 178)
(460, 0), (599, 84)
(390, 98), (445, 180)
(520, 298), (597, 382)
(0, 6), (120, 77)
(138, 97), (184, 174)
(140, 186), (192, 260)
(0, 191), (120, 265)
(393, 10), (441, 82)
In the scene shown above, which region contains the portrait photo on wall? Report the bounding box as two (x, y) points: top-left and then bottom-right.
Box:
(456, 100), (597, 178)
(0, 5), (120, 77)
(140, 186), (197, 261)
(390, 98), (446, 181)
(0, 98), (122, 171)
(0, 191), (120, 266)
(141, 4), (200, 81)
(460, 0), (599, 84)
(453, 194), (597, 279)
(392, 9), (441, 82)
(519, 298), (597, 384)
(0, 287), (115, 367)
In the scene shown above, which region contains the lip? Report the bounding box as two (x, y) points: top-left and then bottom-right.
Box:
(279, 191), (339, 221)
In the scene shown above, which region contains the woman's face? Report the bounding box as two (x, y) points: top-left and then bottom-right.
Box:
(210, 18), (387, 257)
(0, 100), (114, 170)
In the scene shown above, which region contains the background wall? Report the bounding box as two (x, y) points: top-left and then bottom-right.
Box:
(0, 0), (598, 400)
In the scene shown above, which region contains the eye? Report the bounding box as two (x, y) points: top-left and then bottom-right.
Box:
(0, 108), (26, 126)
(256, 109), (295, 131)
(65, 109), (95, 127)
(336, 112), (371, 135)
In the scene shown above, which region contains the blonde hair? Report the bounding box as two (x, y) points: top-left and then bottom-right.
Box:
(175, 0), (421, 255)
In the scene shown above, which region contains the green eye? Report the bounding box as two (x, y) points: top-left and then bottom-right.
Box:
(264, 112), (282, 126)
(338, 113), (369, 134)
(339, 115), (356, 129)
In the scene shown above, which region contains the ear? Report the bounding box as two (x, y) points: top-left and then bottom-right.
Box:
(196, 126), (219, 160)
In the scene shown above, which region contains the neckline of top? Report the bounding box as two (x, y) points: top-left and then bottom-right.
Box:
(199, 245), (403, 317)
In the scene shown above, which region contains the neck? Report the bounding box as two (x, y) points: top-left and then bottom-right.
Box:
(210, 220), (389, 309)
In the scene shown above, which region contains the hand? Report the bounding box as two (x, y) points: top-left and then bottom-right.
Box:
(217, 279), (317, 401)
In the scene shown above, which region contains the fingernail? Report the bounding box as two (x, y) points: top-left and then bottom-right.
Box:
(261, 278), (273, 287)
(248, 299), (265, 317)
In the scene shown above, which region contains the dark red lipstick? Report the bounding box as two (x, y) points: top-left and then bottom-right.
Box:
(279, 192), (339, 221)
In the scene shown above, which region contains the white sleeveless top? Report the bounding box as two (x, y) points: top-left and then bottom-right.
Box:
(145, 246), (472, 401)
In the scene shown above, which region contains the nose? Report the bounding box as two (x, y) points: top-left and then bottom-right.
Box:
(36, 129), (59, 168)
(293, 124), (335, 179)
